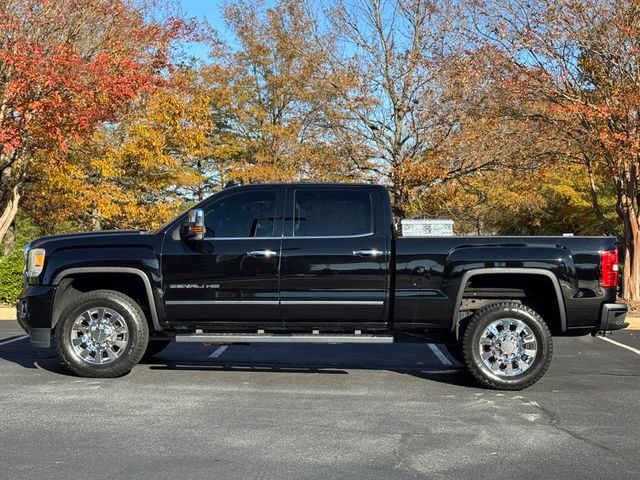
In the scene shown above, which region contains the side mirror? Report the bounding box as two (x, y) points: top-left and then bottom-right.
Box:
(182, 209), (206, 241)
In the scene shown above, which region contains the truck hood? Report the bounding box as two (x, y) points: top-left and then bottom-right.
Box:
(28, 230), (150, 251)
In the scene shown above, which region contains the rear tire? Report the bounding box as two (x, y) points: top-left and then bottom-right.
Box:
(462, 302), (553, 390)
(56, 289), (149, 378)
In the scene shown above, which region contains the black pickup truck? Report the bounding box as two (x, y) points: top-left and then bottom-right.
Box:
(17, 183), (628, 389)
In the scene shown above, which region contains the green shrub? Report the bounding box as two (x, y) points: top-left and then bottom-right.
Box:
(0, 213), (40, 305)
(0, 248), (23, 305)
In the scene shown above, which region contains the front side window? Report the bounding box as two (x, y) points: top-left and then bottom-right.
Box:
(293, 189), (373, 237)
(205, 191), (278, 238)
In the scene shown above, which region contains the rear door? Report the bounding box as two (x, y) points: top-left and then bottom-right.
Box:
(279, 186), (390, 328)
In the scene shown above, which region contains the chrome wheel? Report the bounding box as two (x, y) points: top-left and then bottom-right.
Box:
(478, 318), (537, 377)
(70, 307), (129, 365)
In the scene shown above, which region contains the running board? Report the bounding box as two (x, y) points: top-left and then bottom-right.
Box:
(175, 333), (395, 344)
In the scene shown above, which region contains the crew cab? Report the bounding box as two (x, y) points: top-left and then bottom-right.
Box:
(17, 183), (628, 389)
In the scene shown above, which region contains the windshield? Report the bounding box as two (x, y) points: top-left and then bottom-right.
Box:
(151, 198), (210, 235)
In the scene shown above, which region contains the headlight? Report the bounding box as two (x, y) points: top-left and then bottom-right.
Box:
(26, 248), (46, 278)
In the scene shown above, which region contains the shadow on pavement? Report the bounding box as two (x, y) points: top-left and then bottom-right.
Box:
(144, 360), (477, 387)
(0, 335), (71, 374)
(0, 337), (478, 388)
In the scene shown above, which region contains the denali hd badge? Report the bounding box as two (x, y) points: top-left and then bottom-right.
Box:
(169, 283), (220, 289)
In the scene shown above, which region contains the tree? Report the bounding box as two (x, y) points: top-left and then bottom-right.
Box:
(0, 0), (188, 241)
(311, 0), (500, 216)
(218, 0), (365, 184)
(22, 65), (231, 232)
(470, 0), (640, 299)
(416, 160), (617, 236)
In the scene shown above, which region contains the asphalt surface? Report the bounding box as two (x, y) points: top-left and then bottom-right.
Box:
(0, 321), (639, 480)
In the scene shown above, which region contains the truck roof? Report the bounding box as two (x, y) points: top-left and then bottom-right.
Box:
(224, 182), (384, 189)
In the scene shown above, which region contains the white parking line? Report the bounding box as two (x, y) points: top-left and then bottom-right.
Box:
(0, 335), (28, 347)
(209, 345), (228, 359)
(597, 336), (640, 355)
(428, 343), (452, 366)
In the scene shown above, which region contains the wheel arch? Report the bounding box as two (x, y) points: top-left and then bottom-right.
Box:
(51, 267), (161, 331)
(453, 268), (567, 338)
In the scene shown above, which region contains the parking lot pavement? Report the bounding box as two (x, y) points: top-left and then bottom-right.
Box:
(0, 321), (639, 480)
(598, 329), (640, 351)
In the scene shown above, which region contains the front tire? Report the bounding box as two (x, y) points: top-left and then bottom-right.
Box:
(462, 302), (553, 390)
(56, 290), (149, 378)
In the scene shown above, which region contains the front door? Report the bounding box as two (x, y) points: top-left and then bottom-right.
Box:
(279, 186), (390, 328)
(162, 187), (284, 326)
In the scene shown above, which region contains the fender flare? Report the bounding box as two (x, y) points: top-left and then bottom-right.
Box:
(52, 267), (161, 331)
(452, 268), (567, 336)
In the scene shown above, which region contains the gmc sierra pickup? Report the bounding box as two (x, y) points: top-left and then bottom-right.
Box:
(17, 183), (628, 389)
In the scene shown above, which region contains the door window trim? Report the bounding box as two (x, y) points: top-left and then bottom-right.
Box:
(202, 236), (282, 241)
(282, 232), (375, 240)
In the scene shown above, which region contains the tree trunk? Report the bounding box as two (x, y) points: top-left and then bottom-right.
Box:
(622, 210), (640, 301)
(0, 185), (20, 249)
(90, 209), (102, 231)
(389, 173), (408, 220)
(2, 221), (15, 254)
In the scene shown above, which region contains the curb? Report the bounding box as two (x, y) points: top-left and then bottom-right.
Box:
(626, 316), (640, 330)
(0, 306), (15, 320)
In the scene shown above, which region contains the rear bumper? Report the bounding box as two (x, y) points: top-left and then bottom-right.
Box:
(598, 303), (628, 333)
(16, 285), (56, 348)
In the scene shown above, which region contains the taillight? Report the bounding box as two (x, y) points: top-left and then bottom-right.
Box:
(600, 249), (619, 288)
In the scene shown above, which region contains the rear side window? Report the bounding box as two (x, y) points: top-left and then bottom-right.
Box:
(292, 189), (373, 237)
(205, 191), (277, 238)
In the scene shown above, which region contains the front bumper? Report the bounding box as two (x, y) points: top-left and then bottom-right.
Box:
(598, 303), (628, 333)
(16, 285), (57, 348)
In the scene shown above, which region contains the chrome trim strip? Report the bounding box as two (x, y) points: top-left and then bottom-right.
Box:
(201, 232), (376, 240)
(287, 232), (375, 239)
(165, 300), (383, 306)
(281, 300), (384, 306)
(166, 300), (279, 305)
(202, 236), (278, 241)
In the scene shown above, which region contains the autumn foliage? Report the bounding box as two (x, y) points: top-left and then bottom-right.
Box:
(469, 0), (640, 298)
(23, 67), (219, 231)
(0, 0), (189, 240)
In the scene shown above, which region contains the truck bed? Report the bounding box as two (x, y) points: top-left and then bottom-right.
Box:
(393, 236), (618, 331)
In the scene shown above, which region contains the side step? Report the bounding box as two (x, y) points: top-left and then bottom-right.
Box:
(175, 333), (395, 344)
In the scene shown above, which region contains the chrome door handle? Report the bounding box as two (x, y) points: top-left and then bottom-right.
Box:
(246, 250), (278, 258)
(353, 249), (382, 257)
